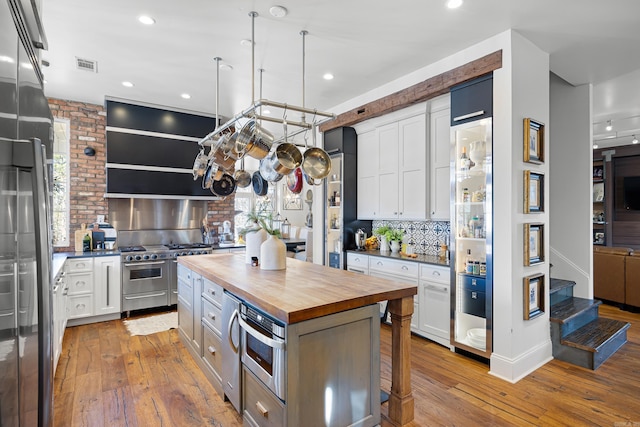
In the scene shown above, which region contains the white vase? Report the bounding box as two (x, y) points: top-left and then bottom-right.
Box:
(260, 235), (287, 270)
(390, 240), (401, 253)
(379, 236), (389, 252)
(245, 228), (268, 264)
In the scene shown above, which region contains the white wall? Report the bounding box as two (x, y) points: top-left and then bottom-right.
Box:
(326, 29), (555, 382)
(548, 74), (593, 298)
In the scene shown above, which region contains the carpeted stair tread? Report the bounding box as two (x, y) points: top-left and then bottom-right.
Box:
(550, 296), (601, 323)
(561, 317), (630, 352)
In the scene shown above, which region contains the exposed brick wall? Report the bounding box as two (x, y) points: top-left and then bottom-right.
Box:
(49, 98), (236, 250)
(49, 98), (107, 252)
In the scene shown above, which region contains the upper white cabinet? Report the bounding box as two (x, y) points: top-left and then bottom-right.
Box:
(355, 104), (427, 220)
(428, 95), (451, 220)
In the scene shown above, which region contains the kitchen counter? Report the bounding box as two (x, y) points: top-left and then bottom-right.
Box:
(347, 248), (450, 267)
(178, 253), (416, 425)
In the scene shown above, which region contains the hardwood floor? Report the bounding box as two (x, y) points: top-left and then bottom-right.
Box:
(55, 304), (640, 426)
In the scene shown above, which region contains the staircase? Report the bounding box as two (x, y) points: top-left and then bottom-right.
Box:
(549, 278), (630, 369)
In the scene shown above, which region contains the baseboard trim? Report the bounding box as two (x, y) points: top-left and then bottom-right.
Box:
(489, 339), (553, 383)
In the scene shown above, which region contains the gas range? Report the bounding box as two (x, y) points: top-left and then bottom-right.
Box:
(119, 243), (213, 262)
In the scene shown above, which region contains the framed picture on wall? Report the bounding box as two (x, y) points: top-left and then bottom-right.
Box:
(524, 171), (544, 213)
(523, 273), (545, 320)
(523, 223), (544, 266)
(523, 118), (545, 164)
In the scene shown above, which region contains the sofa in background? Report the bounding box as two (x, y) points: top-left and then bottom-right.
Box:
(625, 251), (640, 308)
(593, 246), (633, 305)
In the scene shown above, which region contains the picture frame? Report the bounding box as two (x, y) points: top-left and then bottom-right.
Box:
(524, 171), (544, 213)
(282, 184), (302, 210)
(593, 165), (604, 180)
(523, 223), (544, 266)
(593, 231), (605, 245)
(523, 118), (545, 164)
(523, 273), (545, 320)
(593, 182), (604, 202)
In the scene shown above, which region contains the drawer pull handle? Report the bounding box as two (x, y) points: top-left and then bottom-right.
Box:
(401, 266), (408, 270)
(377, 261), (383, 266)
(355, 257), (360, 261)
(76, 303), (85, 310)
(453, 110), (485, 122)
(208, 346), (216, 355)
(256, 401), (269, 417)
(209, 289), (216, 296)
(208, 312), (216, 320)
(432, 271), (440, 276)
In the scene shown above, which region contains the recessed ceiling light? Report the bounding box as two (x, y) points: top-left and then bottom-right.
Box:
(181, 93), (191, 99)
(138, 15), (155, 25)
(269, 5), (288, 18)
(122, 81), (134, 88)
(323, 73), (334, 80)
(605, 120), (612, 131)
(220, 63), (233, 71)
(446, 0), (463, 8)
(240, 39), (254, 47)
(0, 55), (14, 63)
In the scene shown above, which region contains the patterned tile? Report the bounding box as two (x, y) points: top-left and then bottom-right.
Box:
(372, 219), (451, 256)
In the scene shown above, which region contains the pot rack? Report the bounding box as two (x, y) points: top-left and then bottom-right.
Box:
(198, 12), (335, 148)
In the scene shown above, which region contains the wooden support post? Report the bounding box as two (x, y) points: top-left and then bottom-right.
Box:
(387, 296), (415, 426)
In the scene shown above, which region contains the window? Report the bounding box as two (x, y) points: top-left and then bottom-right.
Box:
(52, 118), (70, 247)
(233, 181), (278, 238)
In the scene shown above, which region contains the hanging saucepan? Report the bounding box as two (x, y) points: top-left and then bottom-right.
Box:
(287, 167), (303, 194)
(301, 167), (323, 186)
(209, 133), (237, 171)
(259, 157), (283, 182)
(192, 148), (209, 180)
(202, 162), (223, 190)
(211, 173), (237, 197)
(235, 119), (273, 160)
(234, 157), (252, 188)
(301, 122), (331, 180)
(252, 170), (268, 196)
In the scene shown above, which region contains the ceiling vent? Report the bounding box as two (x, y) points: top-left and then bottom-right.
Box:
(75, 57), (97, 72)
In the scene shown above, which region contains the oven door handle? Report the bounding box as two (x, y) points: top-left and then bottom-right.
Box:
(227, 309), (239, 354)
(238, 316), (285, 350)
(124, 261), (166, 267)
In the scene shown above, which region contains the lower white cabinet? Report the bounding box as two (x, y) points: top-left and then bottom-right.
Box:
(94, 255), (121, 315)
(52, 270), (67, 372)
(419, 264), (451, 348)
(346, 252), (451, 347)
(66, 257), (94, 320)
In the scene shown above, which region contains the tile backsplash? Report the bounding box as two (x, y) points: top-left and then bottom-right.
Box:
(372, 220), (451, 256)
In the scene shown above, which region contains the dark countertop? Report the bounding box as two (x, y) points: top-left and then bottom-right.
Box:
(346, 249), (450, 267)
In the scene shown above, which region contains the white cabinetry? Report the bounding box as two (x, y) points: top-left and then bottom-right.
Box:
(65, 257), (94, 320)
(429, 95), (451, 220)
(419, 264), (451, 348)
(346, 252), (451, 347)
(356, 130), (378, 219)
(52, 270), (67, 372)
(356, 105), (427, 220)
(368, 256), (420, 330)
(94, 255), (121, 315)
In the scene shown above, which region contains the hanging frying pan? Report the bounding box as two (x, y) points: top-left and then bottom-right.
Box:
(211, 173), (237, 197)
(286, 167), (303, 194)
(252, 170), (268, 196)
(234, 157), (252, 188)
(202, 162), (223, 190)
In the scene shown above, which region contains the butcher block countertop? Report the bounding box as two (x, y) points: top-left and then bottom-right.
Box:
(178, 253), (417, 325)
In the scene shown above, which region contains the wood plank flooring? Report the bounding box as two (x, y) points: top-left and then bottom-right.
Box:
(55, 304), (640, 426)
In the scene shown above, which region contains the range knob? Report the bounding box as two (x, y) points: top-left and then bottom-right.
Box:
(188, 251), (194, 256)
(143, 254), (150, 260)
(134, 255), (142, 261)
(173, 252), (179, 258)
(125, 255), (134, 262)
(150, 254), (158, 260)
(181, 251), (187, 256)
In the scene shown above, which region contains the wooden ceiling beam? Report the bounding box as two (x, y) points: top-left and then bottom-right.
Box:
(319, 50), (502, 133)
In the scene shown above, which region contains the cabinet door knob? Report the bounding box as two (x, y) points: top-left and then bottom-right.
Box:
(210, 289), (216, 296)
(208, 346), (216, 355)
(208, 312), (216, 320)
(256, 401), (269, 417)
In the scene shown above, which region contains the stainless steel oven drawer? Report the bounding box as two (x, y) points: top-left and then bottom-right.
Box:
(122, 290), (168, 311)
(242, 366), (285, 427)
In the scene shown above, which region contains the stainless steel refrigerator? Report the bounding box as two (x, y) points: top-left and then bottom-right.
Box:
(1, 0), (54, 425)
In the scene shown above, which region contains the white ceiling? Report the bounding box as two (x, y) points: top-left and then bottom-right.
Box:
(41, 0), (640, 149)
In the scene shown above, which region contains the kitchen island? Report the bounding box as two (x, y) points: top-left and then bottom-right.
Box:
(178, 253), (417, 426)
